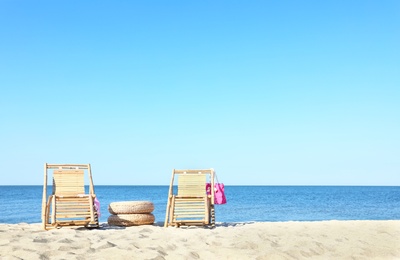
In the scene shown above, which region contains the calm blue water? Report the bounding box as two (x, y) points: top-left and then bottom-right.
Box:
(0, 186), (399, 224)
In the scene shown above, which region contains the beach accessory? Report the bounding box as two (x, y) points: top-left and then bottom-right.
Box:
(206, 173), (227, 205)
(107, 213), (155, 226)
(214, 182), (227, 204)
(108, 201), (155, 227)
(108, 201), (154, 215)
(94, 197), (101, 217)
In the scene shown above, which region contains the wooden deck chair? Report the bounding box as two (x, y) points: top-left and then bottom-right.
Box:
(164, 169), (215, 228)
(41, 163), (99, 230)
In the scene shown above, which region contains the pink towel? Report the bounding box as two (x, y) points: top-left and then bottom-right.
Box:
(94, 197), (101, 217)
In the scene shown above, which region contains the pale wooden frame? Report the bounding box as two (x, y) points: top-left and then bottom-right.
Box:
(41, 163), (98, 230)
(164, 168), (215, 227)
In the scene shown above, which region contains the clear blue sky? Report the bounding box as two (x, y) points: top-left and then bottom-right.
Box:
(1, 1), (399, 185)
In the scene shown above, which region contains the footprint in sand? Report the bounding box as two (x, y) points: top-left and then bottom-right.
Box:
(189, 251), (200, 259)
(150, 256), (165, 260)
(0, 239), (10, 246)
(58, 245), (72, 251)
(140, 227), (154, 233)
(58, 238), (74, 243)
(165, 243), (177, 251)
(157, 249), (167, 256)
(211, 241), (222, 246)
(94, 241), (117, 250)
(33, 237), (48, 243)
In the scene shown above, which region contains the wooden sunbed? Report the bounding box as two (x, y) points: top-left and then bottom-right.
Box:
(41, 163), (99, 230)
(164, 169), (215, 228)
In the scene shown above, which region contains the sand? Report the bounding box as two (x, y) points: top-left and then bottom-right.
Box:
(0, 220), (399, 260)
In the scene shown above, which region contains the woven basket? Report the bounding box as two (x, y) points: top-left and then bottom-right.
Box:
(107, 213), (155, 226)
(108, 201), (154, 215)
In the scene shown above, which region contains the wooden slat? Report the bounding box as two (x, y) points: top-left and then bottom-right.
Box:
(46, 164), (90, 170)
(55, 196), (92, 219)
(173, 195), (208, 223)
(56, 220), (93, 226)
(53, 170), (85, 195)
(177, 174), (206, 196)
(174, 169), (212, 174)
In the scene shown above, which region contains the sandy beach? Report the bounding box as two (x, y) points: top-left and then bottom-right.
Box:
(0, 220), (399, 260)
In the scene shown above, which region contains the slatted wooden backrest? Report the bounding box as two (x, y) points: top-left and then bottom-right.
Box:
(177, 174), (207, 197)
(53, 170), (85, 195)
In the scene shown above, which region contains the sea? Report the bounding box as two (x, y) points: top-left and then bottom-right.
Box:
(0, 186), (399, 224)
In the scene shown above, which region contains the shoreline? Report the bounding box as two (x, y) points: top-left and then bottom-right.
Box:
(1, 220), (399, 259)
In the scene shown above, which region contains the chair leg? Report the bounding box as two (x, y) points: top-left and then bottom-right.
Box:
(210, 205), (215, 228)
